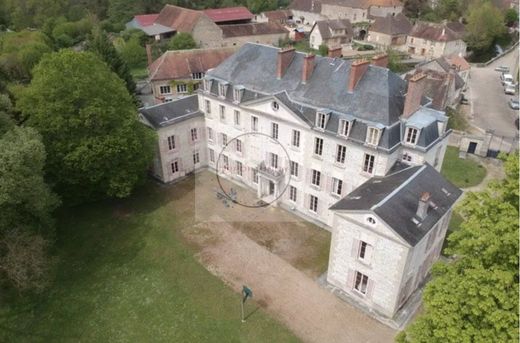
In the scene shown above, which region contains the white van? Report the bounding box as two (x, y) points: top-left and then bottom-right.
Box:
(501, 73), (513, 85)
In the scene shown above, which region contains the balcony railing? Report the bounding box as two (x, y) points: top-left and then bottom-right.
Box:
(257, 161), (285, 180)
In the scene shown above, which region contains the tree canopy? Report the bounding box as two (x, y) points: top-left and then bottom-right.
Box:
(168, 32), (197, 51)
(397, 153), (519, 343)
(17, 50), (155, 202)
(465, 1), (506, 51)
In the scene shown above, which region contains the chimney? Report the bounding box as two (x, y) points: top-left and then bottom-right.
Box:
(402, 72), (426, 118)
(302, 53), (315, 84)
(277, 47), (296, 79)
(416, 192), (431, 220)
(372, 54), (389, 68)
(328, 46), (342, 58)
(146, 44), (153, 66)
(348, 59), (370, 92)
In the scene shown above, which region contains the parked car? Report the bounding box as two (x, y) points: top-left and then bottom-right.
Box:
(495, 66), (510, 72)
(505, 85), (516, 95)
(509, 98), (519, 110)
(501, 73), (514, 85)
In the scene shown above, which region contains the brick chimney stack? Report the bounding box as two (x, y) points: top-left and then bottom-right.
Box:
(146, 44), (153, 66)
(348, 59), (370, 92)
(372, 54), (389, 68)
(277, 47), (296, 79)
(328, 46), (342, 58)
(302, 54), (315, 84)
(402, 73), (426, 118)
(416, 192), (431, 220)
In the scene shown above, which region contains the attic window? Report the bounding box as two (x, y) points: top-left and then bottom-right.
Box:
(272, 101), (280, 111)
(338, 119), (351, 137)
(233, 87), (243, 103)
(405, 127), (419, 145)
(192, 72), (204, 80)
(203, 79), (212, 93)
(366, 127), (380, 146)
(218, 83), (228, 97)
(316, 112), (328, 130)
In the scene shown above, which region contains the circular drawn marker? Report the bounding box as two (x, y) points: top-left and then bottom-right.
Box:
(215, 131), (291, 208)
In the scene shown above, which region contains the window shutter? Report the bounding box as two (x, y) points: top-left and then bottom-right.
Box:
(366, 279), (375, 299)
(347, 268), (356, 289)
(351, 239), (359, 258)
(365, 244), (373, 264)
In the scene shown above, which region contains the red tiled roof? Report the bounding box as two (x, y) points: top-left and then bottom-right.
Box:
(203, 7), (253, 23)
(446, 55), (470, 71)
(134, 14), (159, 27)
(148, 47), (236, 81)
(155, 5), (203, 32)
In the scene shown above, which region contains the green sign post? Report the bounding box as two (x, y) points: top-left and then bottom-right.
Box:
(241, 285), (253, 323)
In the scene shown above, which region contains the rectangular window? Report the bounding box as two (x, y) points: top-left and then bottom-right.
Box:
(363, 154), (375, 174)
(309, 195), (318, 212)
(405, 127), (419, 144)
(336, 144), (347, 164)
(311, 169), (321, 187)
(176, 84), (187, 93)
(316, 112), (327, 129)
(192, 72), (204, 80)
(203, 79), (211, 92)
(171, 161), (179, 173)
(251, 116), (258, 132)
(314, 137), (323, 156)
(292, 130), (300, 147)
(219, 105), (226, 121)
(223, 155), (229, 170)
(205, 100), (211, 114)
(167, 135), (175, 150)
(339, 119), (350, 137)
(289, 186), (297, 202)
(193, 151), (200, 164)
(221, 133), (228, 146)
(236, 139), (242, 153)
(332, 177), (343, 196)
(159, 85), (171, 94)
(209, 149), (215, 162)
(233, 88), (241, 102)
(234, 110), (241, 126)
(252, 168), (258, 184)
(271, 122), (279, 139)
(207, 127), (214, 141)
(354, 271), (369, 295)
(358, 241), (368, 260)
(366, 128), (380, 146)
(218, 83), (226, 97)
(290, 161), (299, 177)
(190, 128), (198, 142)
(270, 153), (278, 169)
(236, 161), (243, 176)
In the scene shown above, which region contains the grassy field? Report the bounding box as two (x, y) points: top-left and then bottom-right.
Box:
(441, 146), (487, 188)
(0, 178), (299, 342)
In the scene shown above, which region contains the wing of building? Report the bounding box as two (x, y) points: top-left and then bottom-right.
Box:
(138, 43), (461, 324)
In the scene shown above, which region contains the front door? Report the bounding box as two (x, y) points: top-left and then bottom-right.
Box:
(269, 181), (275, 195)
(467, 142), (477, 154)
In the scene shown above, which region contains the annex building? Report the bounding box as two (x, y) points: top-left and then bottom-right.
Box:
(138, 43), (461, 322)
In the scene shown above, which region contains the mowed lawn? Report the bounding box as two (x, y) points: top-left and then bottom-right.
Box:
(0, 177), (299, 343)
(441, 146), (487, 188)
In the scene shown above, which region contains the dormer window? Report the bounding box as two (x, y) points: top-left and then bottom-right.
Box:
(203, 79), (212, 93)
(233, 86), (244, 103)
(338, 119), (351, 137)
(316, 112), (328, 130)
(405, 127), (419, 145)
(192, 72), (204, 80)
(218, 82), (228, 98)
(366, 127), (380, 146)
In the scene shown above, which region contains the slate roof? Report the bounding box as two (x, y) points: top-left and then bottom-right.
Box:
(369, 13), (412, 36)
(409, 21), (463, 42)
(148, 48), (236, 81)
(206, 43), (407, 127)
(155, 5), (203, 32)
(203, 7), (253, 23)
(330, 164), (462, 246)
(313, 19), (353, 39)
(220, 22), (288, 38)
(139, 95), (202, 129)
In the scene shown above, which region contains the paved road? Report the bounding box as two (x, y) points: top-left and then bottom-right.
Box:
(467, 48), (519, 137)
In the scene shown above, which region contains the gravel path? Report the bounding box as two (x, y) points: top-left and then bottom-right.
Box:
(188, 218), (396, 343)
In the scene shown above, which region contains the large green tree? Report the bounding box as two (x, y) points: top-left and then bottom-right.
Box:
(168, 32), (197, 51)
(86, 26), (135, 94)
(17, 50), (155, 202)
(397, 153), (519, 343)
(465, 1), (506, 51)
(0, 126), (59, 292)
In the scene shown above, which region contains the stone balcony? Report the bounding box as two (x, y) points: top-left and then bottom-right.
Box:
(257, 161), (285, 181)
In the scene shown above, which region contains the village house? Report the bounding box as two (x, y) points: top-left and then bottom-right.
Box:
(417, 55), (471, 83)
(366, 13), (412, 48)
(138, 43), (461, 322)
(309, 19), (353, 49)
(147, 47), (236, 103)
(402, 21), (467, 59)
(255, 9), (294, 25)
(289, 0), (403, 29)
(128, 5), (288, 47)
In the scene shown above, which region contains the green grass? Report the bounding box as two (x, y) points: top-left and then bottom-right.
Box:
(130, 67), (148, 80)
(0, 178), (299, 342)
(441, 146), (487, 188)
